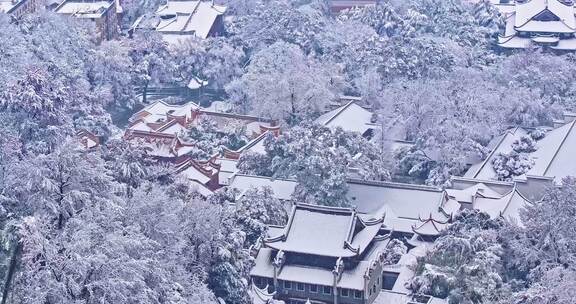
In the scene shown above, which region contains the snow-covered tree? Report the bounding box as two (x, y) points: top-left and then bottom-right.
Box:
(183, 117), (248, 160)
(226, 42), (343, 124)
(238, 124), (391, 206)
(337, 2), (418, 38)
(409, 210), (512, 304)
(505, 178), (576, 279)
(492, 151), (534, 181)
(232, 187), (288, 244)
(380, 68), (553, 185)
(173, 37), (246, 90)
(226, 0), (327, 52)
(506, 267), (576, 304)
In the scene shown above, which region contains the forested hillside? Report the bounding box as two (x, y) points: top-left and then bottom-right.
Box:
(1, 1), (576, 304)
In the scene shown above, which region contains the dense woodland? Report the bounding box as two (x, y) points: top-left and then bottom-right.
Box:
(1, 0), (576, 303)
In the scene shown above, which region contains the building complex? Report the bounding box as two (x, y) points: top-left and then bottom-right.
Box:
(130, 0), (226, 45)
(494, 0), (576, 50)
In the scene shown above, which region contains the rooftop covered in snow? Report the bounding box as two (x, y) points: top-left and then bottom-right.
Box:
(227, 175), (458, 234)
(55, 0), (114, 18)
(131, 0), (227, 43)
(0, 0), (27, 13)
(315, 100), (377, 135)
(495, 0), (576, 50)
(465, 118), (576, 181)
(264, 203), (386, 258)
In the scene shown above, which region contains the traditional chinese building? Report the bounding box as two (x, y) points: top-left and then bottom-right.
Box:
(125, 101), (277, 160)
(495, 0), (576, 50)
(447, 177), (533, 225)
(124, 100), (279, 190)
(0, 0), (43, 18)
(250, 202), (449, 304)
(55, 0), (119, 42)
(251, 203), (391, 304)
(130, 0), (226, 45)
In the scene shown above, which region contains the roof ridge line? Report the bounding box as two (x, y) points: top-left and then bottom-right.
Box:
(450, 176), (515, 186)
(295, 202), (355, 215)
(236, 131), (269, 153)
(323, 101), (356, 126)
(543, 120), (576, 175)
(232, 173), (297, 182)
(470, 127), (522, 179)
(345, 211), (357, 244)
(347, 178), (443, 192)
(181, 0), (201, 32)
(500, 184), (520, 217)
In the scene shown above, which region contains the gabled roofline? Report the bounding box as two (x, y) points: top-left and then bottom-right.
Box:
(6, 0), (28, 14)
(227, 131), (270, 154)
(543, 119), (576, 175)
(347, 178), (443, 193)
(321, 100), (366, 127)
(499, 183), (534, 219)
(263, 203), (383, 258)
(467, 127), (524, 179)
(55, 0), (115, 17)
(450, 176), (516, 187)
(412, 214), (449, 236)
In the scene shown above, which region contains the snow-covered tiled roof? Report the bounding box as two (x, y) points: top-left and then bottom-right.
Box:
(132, 101), (199, 121)
(135, 0), (226, 42)
(548, 0), (576, 29)
(466, 120), (576, 181)
(552, 37), (576, 49)
(0, 0), (24, 13)
(446, 183), (503, 203)
(215, 158), (238, 185)
(228, 174), (297, 201)
(252, 233), (391, 291)
(264, 204), (385, 258)
(517, 20), (575, 33)
(464, 127), (528, 179)
(498, 35), (533, 48)
(492, 1), (517, 16)
(497, 0), (576, 49)
(473, 187), (531, 224)
(447, 180), (532, 224)
(55, 0), (114, 18)
(315, 101), (375, 134)
(179, 164), (211, 184)
(347, 179), (448, 221)
(532, 120), (576, 178)
(412, 217), (449, 237)
(514, 0), (548, 27)
(229, 176), (453, 234)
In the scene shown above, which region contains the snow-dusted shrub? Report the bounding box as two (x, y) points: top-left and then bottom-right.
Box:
(529, 128), (547, 141)
(511, 135), (536, 153)
(492, 151), (534, 181)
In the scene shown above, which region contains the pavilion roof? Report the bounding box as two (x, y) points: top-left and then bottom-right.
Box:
(515, 0), (576, 29)
(411, 215), (449, 237)
(264, 203), (385, 258)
